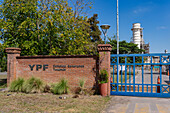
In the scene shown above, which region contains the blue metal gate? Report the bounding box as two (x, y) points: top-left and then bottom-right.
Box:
(110, 53), (170, 98)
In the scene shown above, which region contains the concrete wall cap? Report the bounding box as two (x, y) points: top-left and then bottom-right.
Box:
(98, 44), (112, 47)
(6, 47), (21, 54)
(98, 44), (112, 51)
(17, 55), (97, 59)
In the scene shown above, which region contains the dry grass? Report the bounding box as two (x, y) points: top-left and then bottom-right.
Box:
(0, 75), (7, 79)
(0, 74), (111, 112)
(0, 92), (111, 113)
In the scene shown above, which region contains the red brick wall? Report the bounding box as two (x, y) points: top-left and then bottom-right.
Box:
(6, 45), (112, 95)
(6, 48), (21, 86)
(98, 44), (112, 96)
(16, 55), (98, 89)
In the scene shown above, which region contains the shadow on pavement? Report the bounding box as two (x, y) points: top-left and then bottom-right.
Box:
(145, 72), (159, 74)
(164, 81), (170, 84)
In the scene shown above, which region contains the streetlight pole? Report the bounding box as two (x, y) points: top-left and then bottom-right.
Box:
(116, 0), (120, 82)
(117, 0), (119, 55)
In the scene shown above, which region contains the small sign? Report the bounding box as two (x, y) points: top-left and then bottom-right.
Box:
(29, 64), (84, 71)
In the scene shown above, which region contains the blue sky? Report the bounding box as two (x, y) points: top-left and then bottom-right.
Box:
(0, 0), (169, 53)
(91, 0), (170, 53)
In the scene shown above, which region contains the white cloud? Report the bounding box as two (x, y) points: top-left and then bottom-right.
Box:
(133, 7), (150, 14)
(157, 26), (167, 30)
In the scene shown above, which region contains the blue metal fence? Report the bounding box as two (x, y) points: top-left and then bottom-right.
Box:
(110, 53), (170, 98)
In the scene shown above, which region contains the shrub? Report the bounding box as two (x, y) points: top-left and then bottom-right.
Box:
(79, 79), (86, 95)
(98, 69), (108, 84)
(51, 83), (59, 94)
(23, 77), (44, 93)
(51, 78), (69, 95)
(43, 84), (51, 93)
(9, 78), (25, 92)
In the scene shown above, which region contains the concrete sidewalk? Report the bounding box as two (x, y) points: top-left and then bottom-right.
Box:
(134, 70), (169, 85)
(103, 96), (170, 113)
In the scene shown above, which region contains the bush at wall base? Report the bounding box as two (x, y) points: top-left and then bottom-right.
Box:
(51, 78), (69, 95)
(9, 78), (25, 92)
(9, 77), (44, 93)
(23, 77), (44, 93)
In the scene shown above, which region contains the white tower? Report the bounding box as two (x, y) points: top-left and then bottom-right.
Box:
(131, 23), (143, 49)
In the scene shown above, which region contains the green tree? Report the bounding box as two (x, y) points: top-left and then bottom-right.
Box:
(108, 37), (144, 63)
(88, 14), (102, 42)
(0, 0), (93, 56)
(40, 0), (92, 55)
(84, 14), (102, 55)
(0, 0), (41, 55)
(70, 0), (92, 18)
(108, 38), (144, 54)
(0, 43), (7, 72)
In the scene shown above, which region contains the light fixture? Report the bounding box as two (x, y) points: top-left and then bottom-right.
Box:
(100, 24), (110, 44)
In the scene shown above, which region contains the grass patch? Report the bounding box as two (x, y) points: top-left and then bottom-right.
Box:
(79, 78), (86, 95)
(0, 92), (111, 112)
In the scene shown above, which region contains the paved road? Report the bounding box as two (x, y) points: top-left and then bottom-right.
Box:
(103, 96), (170, 113)
(0, 72), (7, 75)
(130, 70), (170, 85)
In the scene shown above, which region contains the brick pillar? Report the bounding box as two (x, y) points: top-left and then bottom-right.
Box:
(98, 44), (112, 96)
(6, 48), (21, 86)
